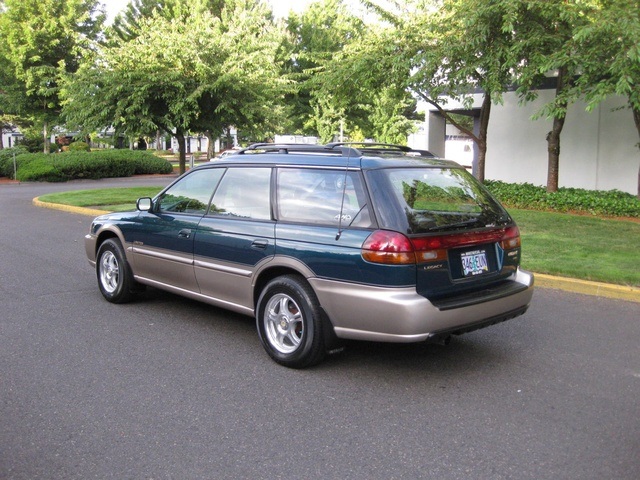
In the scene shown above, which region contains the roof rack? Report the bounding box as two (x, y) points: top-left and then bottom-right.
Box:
(236, 142), (435, 158)
(237, 143), (362, 157)
(326, 142), (434, 158)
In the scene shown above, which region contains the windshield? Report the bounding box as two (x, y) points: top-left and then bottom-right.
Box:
(371, 167), (511, 234)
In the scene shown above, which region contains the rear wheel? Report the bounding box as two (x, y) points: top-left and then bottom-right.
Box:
(96, 238), (140, 303)
(256, 275), (326, 368)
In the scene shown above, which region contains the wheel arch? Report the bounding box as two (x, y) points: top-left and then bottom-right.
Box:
(94, 227), (126, 256)
(253, 261), (341, 350)
(253, 265), (307, 311)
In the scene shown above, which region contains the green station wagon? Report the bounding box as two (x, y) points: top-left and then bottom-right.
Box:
(85, 143), (534, 367)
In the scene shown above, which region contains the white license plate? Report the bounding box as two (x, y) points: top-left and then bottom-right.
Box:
(461, 249), (489, 276)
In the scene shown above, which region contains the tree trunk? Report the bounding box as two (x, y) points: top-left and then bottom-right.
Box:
(0, 126), (4, 149)
(204, 130), (215, 159)
(632, 104), (640, 200)
(176, 130), (187, 175)
(43, 121), (50, 154)
(475, 93), (492, 184)
(418, 92), (491, 184)
(546, 67), (570, 193)
(225, 127), (233, 149)
(546, 116), (564, 193)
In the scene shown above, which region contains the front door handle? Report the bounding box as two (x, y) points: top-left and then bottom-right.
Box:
(178, 229), (192, 239)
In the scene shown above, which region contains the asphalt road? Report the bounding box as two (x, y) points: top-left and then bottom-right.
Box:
(1, 178), (639, 480)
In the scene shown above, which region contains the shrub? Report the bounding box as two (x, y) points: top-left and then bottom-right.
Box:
(15, 134), (45, 153)
(14, 150), (173, 182)
(485, 180), (640, 218)
(68, 141), (91, 152)
(0, 146), (29, 178)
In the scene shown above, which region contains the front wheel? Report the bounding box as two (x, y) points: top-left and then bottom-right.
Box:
(256, 275), (326, 368)
(96, 238), (139, 303)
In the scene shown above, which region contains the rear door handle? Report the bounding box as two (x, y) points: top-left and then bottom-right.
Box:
(178, 229), (192, 239)
(251, 239), (268, 249)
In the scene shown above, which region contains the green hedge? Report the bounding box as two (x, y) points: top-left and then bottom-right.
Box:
(9, 150), (173, 182)
(485, 180), (640, 218)
(0, 146), (29, 177)
(67, 141), (91, 152)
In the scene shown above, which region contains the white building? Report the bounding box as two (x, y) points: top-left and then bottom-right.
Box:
(1, 129), (23, 149)
(410, 91), (639, 195)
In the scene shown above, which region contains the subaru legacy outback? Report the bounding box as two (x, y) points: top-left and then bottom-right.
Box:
(85, 143), (534, 368)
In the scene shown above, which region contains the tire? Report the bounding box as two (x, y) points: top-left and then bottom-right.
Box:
(96, 238), (139, 304)
(256, 275), (326, 368)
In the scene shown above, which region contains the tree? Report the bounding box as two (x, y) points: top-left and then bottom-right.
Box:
(319, 0), (522, 180)
(569, 0), (640, 198)
(106, 0), (281, 158)
(110, 0), (226, 41)
(368, 88), (421, 145)
(510, 0), (596, 192)
(287, 0), (420, 144)
(280, 0), (366, 138)
(409, 0), (529, 182)
(62, 0), (284, 173)
(0, 0), (104, 153)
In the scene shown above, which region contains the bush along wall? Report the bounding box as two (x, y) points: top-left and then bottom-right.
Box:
(485, 180), (640, 218)
(11, 150), (173, 182)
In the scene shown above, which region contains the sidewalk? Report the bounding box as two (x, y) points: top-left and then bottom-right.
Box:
(34, 196), (640, 304)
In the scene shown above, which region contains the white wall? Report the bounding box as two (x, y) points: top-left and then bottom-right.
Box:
(420, 92), (639, 194)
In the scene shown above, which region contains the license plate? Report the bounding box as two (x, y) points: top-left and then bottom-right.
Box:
(461, 249), (489, 277)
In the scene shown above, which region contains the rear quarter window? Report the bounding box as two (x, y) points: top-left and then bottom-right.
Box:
(276, 168), (373, 228)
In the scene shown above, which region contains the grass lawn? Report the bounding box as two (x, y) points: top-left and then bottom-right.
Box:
(39, 187), (163, 212)
(39, 188), (640, 286)
(510, 209), (640, 286)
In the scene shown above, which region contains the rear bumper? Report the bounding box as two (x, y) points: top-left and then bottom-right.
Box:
(310, 268), (534, 343)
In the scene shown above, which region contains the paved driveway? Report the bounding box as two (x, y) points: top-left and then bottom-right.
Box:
(1, 179), (639, 479)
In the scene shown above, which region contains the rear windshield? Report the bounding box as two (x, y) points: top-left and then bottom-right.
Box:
(369, 167), (511, 234)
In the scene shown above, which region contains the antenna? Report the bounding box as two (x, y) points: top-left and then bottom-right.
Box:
(335, 146), (352, 241)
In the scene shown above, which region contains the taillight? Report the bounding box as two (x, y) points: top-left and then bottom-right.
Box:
(362, 226), (521, 265)
(500, 226), (521, 249)
(361, 230), (416, 265)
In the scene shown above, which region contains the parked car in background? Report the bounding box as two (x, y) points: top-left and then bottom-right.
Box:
(85, 143), (534, 368)
(213, 147), (241, 159)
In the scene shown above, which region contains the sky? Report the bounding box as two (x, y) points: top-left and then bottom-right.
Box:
(102, 0), (319, 23)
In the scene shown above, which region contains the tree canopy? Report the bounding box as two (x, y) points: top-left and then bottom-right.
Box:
(569, 0), (640, 197)
(0, 0), (104, 152)
(278, 0), (367, 139)
(62, 0), (283, 173)
(318, 0), (523, 180)
(1, 0), (637, 195)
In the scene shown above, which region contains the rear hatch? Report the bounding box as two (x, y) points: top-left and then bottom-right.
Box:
(366, 166), (523, 301)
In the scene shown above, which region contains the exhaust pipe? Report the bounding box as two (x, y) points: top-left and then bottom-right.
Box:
(429, 334), (452, 346)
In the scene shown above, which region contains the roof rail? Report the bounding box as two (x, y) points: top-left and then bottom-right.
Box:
(237, 143), (362, 157)
(327, 142), (434, 157)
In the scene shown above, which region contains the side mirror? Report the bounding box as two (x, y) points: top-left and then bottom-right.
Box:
(136, 197), (153, 212)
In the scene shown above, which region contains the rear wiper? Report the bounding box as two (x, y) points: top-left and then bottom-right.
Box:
(428, 218), (482, 232)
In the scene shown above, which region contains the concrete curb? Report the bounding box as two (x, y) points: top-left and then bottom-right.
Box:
(33, 197), (108, 217)
(534, 273), (640, 303)
(34, 197), (640, 304)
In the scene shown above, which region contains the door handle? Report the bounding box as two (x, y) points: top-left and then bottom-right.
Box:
(251, 239), (268, 249)
(178, 229), (192, 239)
